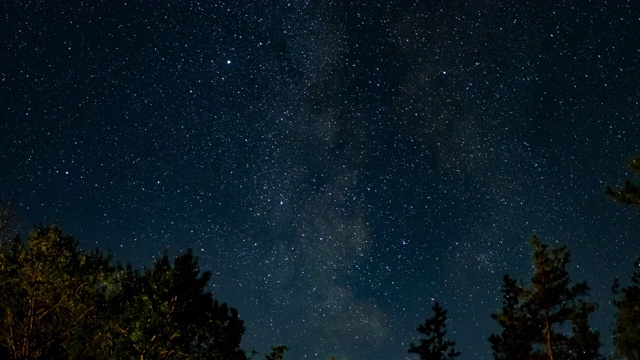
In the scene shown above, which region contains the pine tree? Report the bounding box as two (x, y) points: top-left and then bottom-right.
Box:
(612, 259), (640, 360)
(606, 156), (640, 359)
(490, 236), (601, 360)
(489, 275), (533, 360)
(408, 302), (460, 360)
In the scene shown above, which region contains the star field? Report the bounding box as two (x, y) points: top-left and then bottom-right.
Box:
(2, 1), (640, 359)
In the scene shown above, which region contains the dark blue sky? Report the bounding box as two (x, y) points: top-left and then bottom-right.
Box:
(2, 1), (640, 359)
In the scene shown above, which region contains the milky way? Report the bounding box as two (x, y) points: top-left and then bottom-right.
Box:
(2, 2), (640, 359)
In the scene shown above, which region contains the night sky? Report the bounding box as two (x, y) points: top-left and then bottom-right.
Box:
(2, 1), (640, 359)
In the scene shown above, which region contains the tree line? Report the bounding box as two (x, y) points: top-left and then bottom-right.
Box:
(0, 157), (639, 360)
(409, 157), (640, 360)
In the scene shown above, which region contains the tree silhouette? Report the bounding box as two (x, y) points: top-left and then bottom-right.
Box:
(98, 249), (247, 360)
(612, 258), (640, 360)
(606, 157), (640, 206)
(607, 156), (640, 359)
(264, 345), (289, 360)
(0, 226), (113, 359)
(489, 275), (533, 360)
(0, 225), (284, 359)
(490, 236), (601, 360)
(408, 302), (460, 360)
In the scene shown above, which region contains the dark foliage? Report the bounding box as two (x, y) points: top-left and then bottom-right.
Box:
(0, 226), (262, 360)
(489, 275), (532, 360)
(408, 302), (460, 360)
(607, 156), (640, 359)
(612, 259), (640, 360)
(489, 236), (601, 360)
(264, 345), (289, 360)
(0, 226), (113, 359)
(606, 157), (640, 206)
(89, 249), (248, 360)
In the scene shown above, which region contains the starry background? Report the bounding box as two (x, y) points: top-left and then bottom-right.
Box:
(2, 1), (640, 359)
